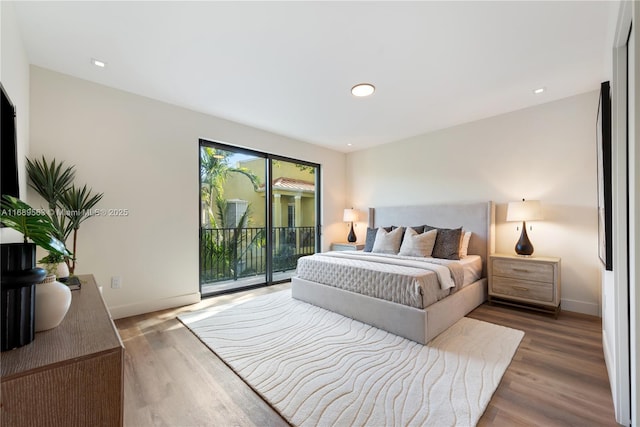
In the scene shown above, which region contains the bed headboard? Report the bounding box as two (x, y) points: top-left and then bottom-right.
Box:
(368, 202), (495, 276)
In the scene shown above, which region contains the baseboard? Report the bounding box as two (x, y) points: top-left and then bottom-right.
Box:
(560, 298), (599, 316)
(109, 292), (201, 319)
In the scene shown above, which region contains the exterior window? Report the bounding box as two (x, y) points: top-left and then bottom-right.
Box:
(287, 204), (295, 228)
(226, 200), (248, 228)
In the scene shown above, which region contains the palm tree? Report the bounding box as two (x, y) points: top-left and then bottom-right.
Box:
(200, 147), (260, 227)
(212, 199), (264, 280)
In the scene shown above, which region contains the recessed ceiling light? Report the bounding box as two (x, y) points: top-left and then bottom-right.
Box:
(533, 87), (545, 95)
(347, 143), (353, 147)
(91, 58), (106, 68)
(351, 83), (375, 97)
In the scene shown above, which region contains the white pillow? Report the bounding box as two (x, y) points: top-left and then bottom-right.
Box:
(372, 227), (404, 254)
(459, 231), (472, 258)
(399, 228), (437, 257)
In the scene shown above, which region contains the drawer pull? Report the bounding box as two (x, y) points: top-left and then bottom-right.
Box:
(512, 268), (530, 273)
(512, 286), (529, 291)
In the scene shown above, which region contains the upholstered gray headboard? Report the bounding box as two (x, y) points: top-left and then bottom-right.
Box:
(368, 202), (495, 276)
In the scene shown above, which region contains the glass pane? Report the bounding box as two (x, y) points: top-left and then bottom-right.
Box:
(200, 146), (267, 294)
(271, 159), (317, 281)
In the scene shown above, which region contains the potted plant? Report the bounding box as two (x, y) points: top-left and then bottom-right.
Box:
(0, 195), (71, 351)
(26, 156), (103, 277)
(38, 252), (69, 279)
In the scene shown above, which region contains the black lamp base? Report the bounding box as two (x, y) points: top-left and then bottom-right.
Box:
(347, 222), (356, 243)
(514, 221), (534, 256)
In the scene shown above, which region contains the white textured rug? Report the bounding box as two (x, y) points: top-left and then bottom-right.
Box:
(179, 290), (523, 427)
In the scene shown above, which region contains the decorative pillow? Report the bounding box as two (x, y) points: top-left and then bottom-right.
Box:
(431, 227), (463, 260)
(409, 225), (425, 234)
(399, 228), (437, 257)
(372, 227), (404, 254)
(459, 231), (472, 258)
(363, 226), (393, 252)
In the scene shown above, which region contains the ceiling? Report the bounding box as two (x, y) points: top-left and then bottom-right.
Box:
(13, 1), (617, 153)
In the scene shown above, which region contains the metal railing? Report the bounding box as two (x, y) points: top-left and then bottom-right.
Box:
(200, 226), (316, 284)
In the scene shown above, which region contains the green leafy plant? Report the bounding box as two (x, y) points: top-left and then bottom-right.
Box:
(199, 199), (266, 283)
(0, 195), (71, 258)
(26, 156), (103, 274)
(38, 252), (65, 264)
(213, 199), (261, 280)
(58, 184), (104, 274)
(38, 252), (66, 276)
(26, 156), (75, 241)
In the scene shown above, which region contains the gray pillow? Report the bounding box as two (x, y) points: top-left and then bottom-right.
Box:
(399, 228), (437, 257)
(431, 227), (463, 260)
(372, 227), (404, 254)
(364, 226), (393, 252)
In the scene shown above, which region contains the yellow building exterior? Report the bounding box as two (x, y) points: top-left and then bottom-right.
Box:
(219, 158), (316, 229)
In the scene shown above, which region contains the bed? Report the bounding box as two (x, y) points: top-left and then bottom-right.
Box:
(291, 201), (495, 344)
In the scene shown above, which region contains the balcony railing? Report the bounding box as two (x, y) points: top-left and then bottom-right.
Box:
(200, 226), (316, 284)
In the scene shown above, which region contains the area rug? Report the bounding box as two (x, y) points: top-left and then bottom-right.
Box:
(178, 290), (524, 427)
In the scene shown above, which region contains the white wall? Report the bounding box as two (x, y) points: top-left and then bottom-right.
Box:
(605, 1), (635, 423)
(629, 2), (639, 421)
(0, 1), (30, 244)
(347, 91), (601, 315)
(29, 66), (346, 318)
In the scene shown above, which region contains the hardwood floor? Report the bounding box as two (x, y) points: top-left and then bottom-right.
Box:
(116, 284), (617, 426)
(468, 304), (617, 426)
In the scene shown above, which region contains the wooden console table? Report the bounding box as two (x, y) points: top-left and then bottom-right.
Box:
(1, 275), (124, 426)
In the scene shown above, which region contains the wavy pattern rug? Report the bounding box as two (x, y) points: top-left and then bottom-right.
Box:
(179, 290), (523, 427)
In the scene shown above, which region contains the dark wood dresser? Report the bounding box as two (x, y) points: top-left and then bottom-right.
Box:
(1, 274), (124, 426)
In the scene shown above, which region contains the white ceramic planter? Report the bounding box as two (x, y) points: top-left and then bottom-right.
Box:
(55, 262), (70, 279)
(41, 262), (69, 279)
(35, 275), (72, 332)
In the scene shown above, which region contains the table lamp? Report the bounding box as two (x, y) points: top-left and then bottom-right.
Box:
(506, 199), (543, 256)
(343, 208), (357, 243)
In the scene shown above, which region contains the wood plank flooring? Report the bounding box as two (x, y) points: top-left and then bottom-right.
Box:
(116, 284), (617, 426)
(468, 304), (617, 426)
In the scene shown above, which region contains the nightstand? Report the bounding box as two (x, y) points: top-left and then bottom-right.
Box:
(331, 242), (365, 251)
(488, 254), (561, 317)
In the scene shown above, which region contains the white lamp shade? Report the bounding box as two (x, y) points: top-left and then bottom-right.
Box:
(506, 200), (543, 222)
(343, 208), (357, 222)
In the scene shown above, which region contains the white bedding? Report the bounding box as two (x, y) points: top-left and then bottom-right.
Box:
(295, 251), (469, 309)
(459, 255), (482, 286)
(320, 251), (458, 289)
(325, 252), (482, 287)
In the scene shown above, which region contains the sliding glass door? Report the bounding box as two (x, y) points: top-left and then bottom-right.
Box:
(270, 159), (318, 282)
(199, 140), (320, 295)
(199, 144), (267, 293)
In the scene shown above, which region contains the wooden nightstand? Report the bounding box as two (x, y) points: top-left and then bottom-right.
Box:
(488, 254), (561, 317)
(331, 242), (365, 251)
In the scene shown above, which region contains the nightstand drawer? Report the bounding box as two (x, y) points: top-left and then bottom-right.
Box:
(492, 276), (553, 303)
(492, 258), (554, 283)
